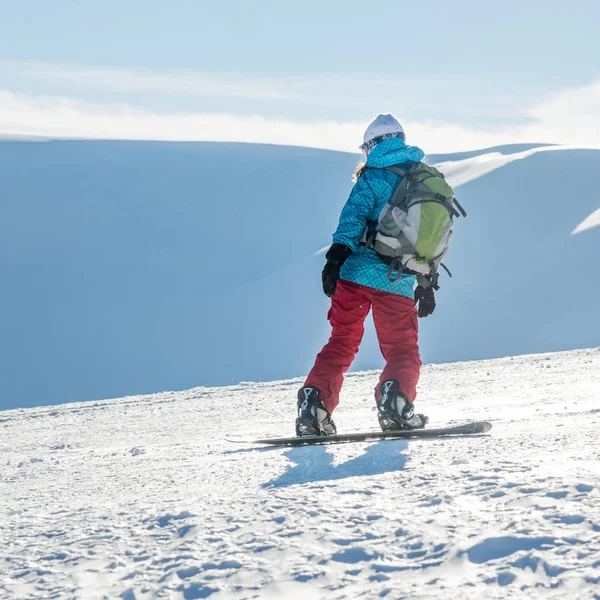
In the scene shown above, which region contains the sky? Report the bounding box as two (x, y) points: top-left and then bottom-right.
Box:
(1, 0), (600, 152)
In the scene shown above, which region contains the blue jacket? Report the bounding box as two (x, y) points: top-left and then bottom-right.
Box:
(332, 138), (426, 298)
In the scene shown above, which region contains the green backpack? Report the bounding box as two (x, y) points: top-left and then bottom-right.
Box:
(368, 162), (466, 287)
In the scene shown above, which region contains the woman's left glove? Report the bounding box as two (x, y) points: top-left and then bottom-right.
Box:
(322, 244), (352, 297)
(414, 284), (436, 318)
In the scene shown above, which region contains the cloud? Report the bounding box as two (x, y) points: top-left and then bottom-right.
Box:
(407, 80), (600, 151)
(0, 91), (364, 150)
(2, 59), (541, 113)
(0, 60), (302, 100)
(528, 80), (600, 122)
(525, 80), (600, 145)
(0, 79), (600, 154)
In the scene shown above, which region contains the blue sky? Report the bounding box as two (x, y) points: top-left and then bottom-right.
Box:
(1, 0), (599, 152)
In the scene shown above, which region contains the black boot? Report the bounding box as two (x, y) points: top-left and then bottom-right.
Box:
(296, 387), (337, 437)
(377, 379), (428, 431)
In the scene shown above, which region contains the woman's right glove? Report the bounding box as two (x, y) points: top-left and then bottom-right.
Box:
(414, 284), (436, 318)
(322, 244), (352, 297)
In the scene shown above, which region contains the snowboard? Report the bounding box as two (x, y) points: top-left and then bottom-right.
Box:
(226, 421), (492, 446)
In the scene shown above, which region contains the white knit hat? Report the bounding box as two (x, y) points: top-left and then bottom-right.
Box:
(360, 113), (405, 154)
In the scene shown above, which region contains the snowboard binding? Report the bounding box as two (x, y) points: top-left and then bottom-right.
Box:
(296, 387), (337, 437)
(377, 380), (428, 431)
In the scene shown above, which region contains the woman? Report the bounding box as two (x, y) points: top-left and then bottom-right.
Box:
(296, 114), (434, 436)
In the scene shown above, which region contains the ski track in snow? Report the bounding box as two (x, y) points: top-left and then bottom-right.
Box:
(1, 349), (600, 599)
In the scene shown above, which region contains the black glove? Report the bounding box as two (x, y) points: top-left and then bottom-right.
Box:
(322, 244), (352, 297)
(414, 284), (436, 318)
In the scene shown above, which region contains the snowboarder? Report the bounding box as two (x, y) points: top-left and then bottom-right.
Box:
(296, 114), (435, 437)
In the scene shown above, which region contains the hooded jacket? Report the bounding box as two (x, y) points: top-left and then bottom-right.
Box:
(332, 137), (426, 298)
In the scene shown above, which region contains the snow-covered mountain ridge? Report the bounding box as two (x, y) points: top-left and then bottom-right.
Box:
(1, 140), (598, 409)
(2, 347), (599, 599)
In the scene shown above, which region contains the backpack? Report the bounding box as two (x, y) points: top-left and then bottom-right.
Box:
(366, 162), (466, 287)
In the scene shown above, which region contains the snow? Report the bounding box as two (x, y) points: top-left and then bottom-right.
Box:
(433, 143), (597, 188)
(1, 140), (599, 410)
(434, 144), (600, 236)
(572, 208), (600, 235)
(2, 347), (599, 599)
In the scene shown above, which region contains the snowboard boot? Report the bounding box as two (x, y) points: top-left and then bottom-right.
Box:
(296, 386), (337, 437)
(377, 379), (428, 431)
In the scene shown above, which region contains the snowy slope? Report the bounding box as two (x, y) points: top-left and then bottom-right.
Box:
(0, 141), (599, 409)
(2, 348), (599, 599)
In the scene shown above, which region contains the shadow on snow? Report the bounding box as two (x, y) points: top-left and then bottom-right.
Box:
(263, 439), (409, 488)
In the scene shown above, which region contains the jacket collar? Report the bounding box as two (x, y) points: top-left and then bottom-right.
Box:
(365, 138), (425, 168)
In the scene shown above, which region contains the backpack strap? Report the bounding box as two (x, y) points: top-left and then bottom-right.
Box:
(384, 165), (412, 177)
(383, 164), (416, 211)
(416, 264), (451, 290)
(359, 166), (410, 254)
(453, 197), (467, 217)
(387, 258), (404, 283)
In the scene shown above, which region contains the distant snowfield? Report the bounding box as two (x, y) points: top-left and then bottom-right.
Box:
(433, 144), (600, 234)
(2, 348), (599, 599)
(571, 209), (600, 235)
(434, 146), (563, 188)
(1, 140), (599, 409)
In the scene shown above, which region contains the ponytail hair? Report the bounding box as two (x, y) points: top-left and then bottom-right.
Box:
(353, 161), (368, 182)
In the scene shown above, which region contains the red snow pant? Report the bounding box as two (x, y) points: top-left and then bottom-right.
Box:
(304, 279), (421, 415)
